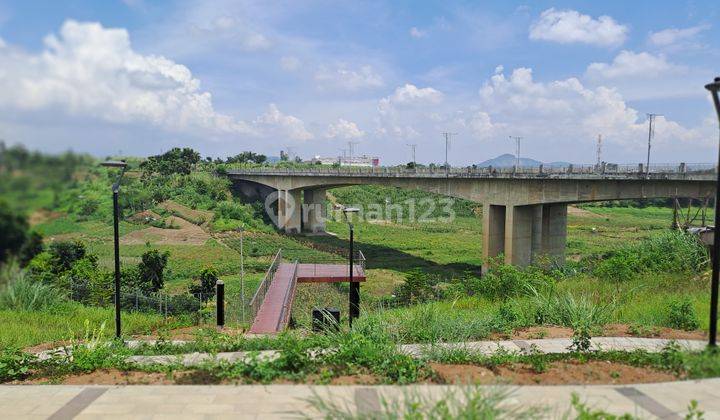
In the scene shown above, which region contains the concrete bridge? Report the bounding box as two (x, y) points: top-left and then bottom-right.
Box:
(227, 164), (716, 269)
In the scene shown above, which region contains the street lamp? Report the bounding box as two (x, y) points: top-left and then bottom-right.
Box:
(342, 207), (360, 327)
(705, 76), (720, 347)
(100, 160), (128, 339)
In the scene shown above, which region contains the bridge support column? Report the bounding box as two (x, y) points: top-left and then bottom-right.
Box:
(482, 204), (506, 271)
(302, 188), (327, 233)
(482, 203), (567, 270)
(540, 203), (567, 265)
(277, 189), (301, 234)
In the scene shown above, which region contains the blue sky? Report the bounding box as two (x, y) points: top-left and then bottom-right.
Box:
(0, 0), (718, 165)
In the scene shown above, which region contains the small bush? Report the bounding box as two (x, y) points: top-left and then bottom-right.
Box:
(0, 348), (35, 382)
(189, 267), (218, 302)
(665, 298), (699, 331)
(137, 249), (170, 292)
(395, 270), (435, 305)
(530, 289), (613, 328)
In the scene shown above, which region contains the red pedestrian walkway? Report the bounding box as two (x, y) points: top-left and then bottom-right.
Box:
(249, 262), (366, 334)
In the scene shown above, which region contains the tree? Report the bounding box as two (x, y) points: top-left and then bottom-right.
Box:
(48, 241), (87, 273)
(225, 151), (267, 165)
(189, 267), (218, 302)
(140, 147), (201, 176)
(138, 249), (170, 292)
(0, 201), (28, 263)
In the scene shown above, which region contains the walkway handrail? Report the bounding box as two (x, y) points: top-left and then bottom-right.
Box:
(277, 260), (299, 331)
(249, 249), (282, 320)
(355, 250), (366, 277)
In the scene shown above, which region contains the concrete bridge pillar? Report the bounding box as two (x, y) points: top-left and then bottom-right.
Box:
(277, 189), (301, 234)
(482, 202), (567, 270)
(302, 188), (327, 233)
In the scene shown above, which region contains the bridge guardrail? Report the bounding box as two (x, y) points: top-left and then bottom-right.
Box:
(227, 162), (716, 179)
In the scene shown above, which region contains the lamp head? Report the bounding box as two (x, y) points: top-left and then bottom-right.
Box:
(100, 160), (128, 168)
(706, 77), (720, 93)
(342, 207), (360, 224)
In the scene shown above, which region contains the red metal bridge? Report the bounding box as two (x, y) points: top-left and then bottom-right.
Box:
(248, 250), (366, 334)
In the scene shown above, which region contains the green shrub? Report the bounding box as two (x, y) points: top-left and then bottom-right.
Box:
(0, 348), (35, 382)
(0, 200), (29, 263)
(138, 249), (169, 292)
(189, 267), (218, 302)
(478, 262), (555, 299)
(48, 240), (87, 273)
(593, 251), (639, 282)
(395, 269), (435, 305)
(665, 298), (699, 331)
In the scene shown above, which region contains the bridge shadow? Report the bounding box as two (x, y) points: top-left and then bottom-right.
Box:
(299, 233), (482, 278)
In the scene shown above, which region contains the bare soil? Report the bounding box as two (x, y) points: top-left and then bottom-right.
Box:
(567, 206), (603, 218)
(28, 209), (63, 226)
(430, 361), (678, 385)
(157, 200), (214, 225)
(132, 326), (247, 341)
(490, 324), (705, 341)
(120, 216), (209, 245)
(330, 374), (381, 385)
(128, 210), (163, 223)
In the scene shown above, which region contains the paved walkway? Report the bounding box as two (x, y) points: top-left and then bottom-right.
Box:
(2, 379), (720, 419)
(248, 263), (298, 334)
(123, 337), (706, 367)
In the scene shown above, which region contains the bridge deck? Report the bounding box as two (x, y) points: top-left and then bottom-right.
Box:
(249, 263), (365, 334)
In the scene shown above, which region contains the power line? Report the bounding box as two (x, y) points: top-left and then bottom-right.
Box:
(508, 136), (522, 169)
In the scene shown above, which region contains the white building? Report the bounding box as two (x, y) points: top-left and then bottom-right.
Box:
(311, 155), (380, 167)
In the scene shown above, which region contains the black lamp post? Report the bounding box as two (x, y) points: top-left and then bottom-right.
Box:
(706, 77), (720, 347)
(343, 207), (360, 327)
(100, 160), (128, 339)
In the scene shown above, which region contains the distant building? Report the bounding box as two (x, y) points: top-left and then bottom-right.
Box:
(311, 155), (380, 167)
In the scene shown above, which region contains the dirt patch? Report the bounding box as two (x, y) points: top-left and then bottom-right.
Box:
(430, 361), (677, 385)
(28, 209), (63, 226)
(330, 374), (381, 385)
(120, 216), (209, 245)
(567, 206), (602, 218)
(133, 326), (247, 341)
(23, 340), (72, 354)
(430, 363), (496, 384)
(158, 200), (214, 226)
(128, 210), (163, 223)
(491, 324), (705, 341)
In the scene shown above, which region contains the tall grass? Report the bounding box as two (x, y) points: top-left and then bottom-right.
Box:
(0, 262), (63, 311)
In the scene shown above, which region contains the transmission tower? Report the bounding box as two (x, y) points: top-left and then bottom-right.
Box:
(596, 134), (602, 166)
(406, 144), (417, 166)
(508, 136), (522, 169)
(646, 113), (662, 175)
(441, 132), (457, 174)
(347, 141), (360, 158)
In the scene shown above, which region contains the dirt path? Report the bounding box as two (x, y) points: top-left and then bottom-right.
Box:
(120, 216), (209, 245)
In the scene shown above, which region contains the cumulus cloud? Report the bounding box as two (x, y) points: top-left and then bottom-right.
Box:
(376, 84), (444, 139)
(325, 119), (365, 139)
(0, 20), (324, 145)
(0, 20), (255, 135)
(529, 8), (628, 47)
(478, 66), (705, 147)
(585, 51), (682, 80)
(314, 64), (384, 91)
(188, 15), (271, 52)
(649, 24), (710, 47)
(253, 104), (313, 141)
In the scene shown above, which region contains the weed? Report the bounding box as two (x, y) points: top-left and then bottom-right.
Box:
(665, 298), (699, 331)
(0, 348), (35, 382)
(569, 321), (592, 353)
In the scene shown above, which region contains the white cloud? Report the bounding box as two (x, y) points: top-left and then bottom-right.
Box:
(649, 24), (710, 46)
(0, 37), (5, 48)
(0, 20), (324, 145)
(0, 20), (254, 135)
(280, 56), (300, 72)
(376, 84), (444, 139)
(478, 66), (705, 147)
(314, 64), (384, 91)
(325, 119), (365, 139)
(409, 27), (426, 38)
(188, 15), (271, 51)
(585, 50), (682, 80)
(253, 104), (313, 141)
(529, 8), (628, 47)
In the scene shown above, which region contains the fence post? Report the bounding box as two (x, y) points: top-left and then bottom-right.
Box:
(216, 280), (225, 328)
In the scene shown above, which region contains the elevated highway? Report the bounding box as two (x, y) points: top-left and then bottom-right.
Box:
(228, 164), (716, 269)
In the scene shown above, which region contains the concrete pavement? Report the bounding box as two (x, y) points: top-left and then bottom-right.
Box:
(2, 379), (719, 419)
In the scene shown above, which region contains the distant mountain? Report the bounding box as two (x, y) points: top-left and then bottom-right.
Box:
(477, 154), (571, 168)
